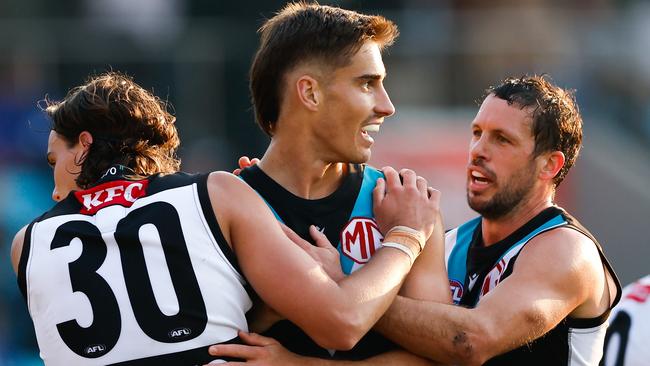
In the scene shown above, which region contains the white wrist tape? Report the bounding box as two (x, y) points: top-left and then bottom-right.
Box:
(386, 225), (426, 251)
(382, 241), (415, 264)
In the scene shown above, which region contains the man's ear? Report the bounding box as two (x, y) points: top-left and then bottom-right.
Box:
(296, 75), (321, 111)
(78, 131), (94, 151)
(539, 151), (565, 182)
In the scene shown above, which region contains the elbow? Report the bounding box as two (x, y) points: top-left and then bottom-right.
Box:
(309, 310), (369, 351)
(446, 332), (489, 366)
(446, 323), (495, 366)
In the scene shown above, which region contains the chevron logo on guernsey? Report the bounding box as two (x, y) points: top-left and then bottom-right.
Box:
(74, 179), (149, 215)
(340, 217), (383, 264)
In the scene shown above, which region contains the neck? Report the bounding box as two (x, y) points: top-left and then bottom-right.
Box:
(258, 137), (348, 199)
(480, 191), (554, 246)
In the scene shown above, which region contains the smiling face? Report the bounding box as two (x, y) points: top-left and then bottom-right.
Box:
(312, 41), (395, 163)
(466, 94), (541, 219)
(47, 130), (85, 202)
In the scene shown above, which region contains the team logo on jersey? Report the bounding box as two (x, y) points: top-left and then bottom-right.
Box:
(340, 217), (383, 264)
(74, 179), (149, 215)
(84, 344), (107, 356)
(168, 327), (192, 340)
(477, 242), (526, 301)
(449, 279), (464, 304)
(480, 257), (508, 298)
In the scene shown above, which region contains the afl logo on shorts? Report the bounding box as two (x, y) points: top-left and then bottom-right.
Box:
(449, 279), (464, 305)
(340, 217), (383, 264)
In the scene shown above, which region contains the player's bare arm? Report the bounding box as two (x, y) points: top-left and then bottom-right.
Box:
(208, 170), (437, 350)
(399, 206), (450, 302)
(208, 331), (438, 366)
(10, 225), (28, 274)
(376, 227), (613, 365)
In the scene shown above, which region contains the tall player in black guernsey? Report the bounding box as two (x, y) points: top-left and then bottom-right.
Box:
(210, 3), (450, 363)
(10, 72), (441, 365)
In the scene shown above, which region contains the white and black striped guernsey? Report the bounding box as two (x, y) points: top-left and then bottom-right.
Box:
(445, 206), (621, 366)
(17, 166), (252, 365)
(601, 275), (650, 366)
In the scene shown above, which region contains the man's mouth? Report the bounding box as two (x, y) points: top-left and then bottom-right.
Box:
(471, 170), (491, 185)
(360, 124), (381, 143)
(361, 124), (380, 134)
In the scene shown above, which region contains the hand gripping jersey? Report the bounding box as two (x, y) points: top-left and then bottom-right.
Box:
(17, 166), (251, 365)
(445, 206), (621, 366)
(240, 164), (394, 360)
(601, 275), (650, 366)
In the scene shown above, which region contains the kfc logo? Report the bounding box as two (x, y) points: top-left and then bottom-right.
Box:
(340, 217), (383, 264)
(74, 180), (149, 215)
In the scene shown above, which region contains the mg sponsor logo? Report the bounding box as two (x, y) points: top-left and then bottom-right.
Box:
(449, 279), (464, 304)
(340, 217), (383, 264)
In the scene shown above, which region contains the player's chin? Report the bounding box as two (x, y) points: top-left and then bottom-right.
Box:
(350, 149), (371, 164)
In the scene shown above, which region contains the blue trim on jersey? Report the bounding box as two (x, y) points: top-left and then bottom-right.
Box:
(447, 217), (481, 303)
(447, 214), (568, 305)
(491, 214), (566, 267)
(337, 166), (384, 275)
(238, 176), (283, 222)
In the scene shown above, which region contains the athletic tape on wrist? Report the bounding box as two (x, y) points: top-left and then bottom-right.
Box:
(381, 242), (415, 264)
(386, 225), (426, 252)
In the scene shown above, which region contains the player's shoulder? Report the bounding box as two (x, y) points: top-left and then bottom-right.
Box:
(207, 170), (248, 189)
(518, 226), (603, 280)
(11, 225), (29, 273)
(206, 171), (260, 203)
(528, 226), (596, 255)
(146, 171), (205, 192)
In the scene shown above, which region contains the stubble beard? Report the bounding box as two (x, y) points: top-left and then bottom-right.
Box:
(467, 163), (537, 220)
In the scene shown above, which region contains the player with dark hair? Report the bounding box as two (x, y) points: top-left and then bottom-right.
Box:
(212, 75), (622, 365)
(216, 2), (450, 362)
(10, 71), (439, 365)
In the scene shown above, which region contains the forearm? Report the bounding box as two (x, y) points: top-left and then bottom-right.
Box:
(331, 246), (414, 345)
(375, 296), (488, 365)
(321, 226), (429, 345)
(356, 350), (439, 365)
(289, 350), (438, 366)
(399, 214), (451, 302)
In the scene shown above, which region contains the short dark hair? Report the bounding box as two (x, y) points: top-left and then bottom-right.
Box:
(45, 72), (181, 188)
(488, 75), (583, 187)
(250, 2), (399, 136)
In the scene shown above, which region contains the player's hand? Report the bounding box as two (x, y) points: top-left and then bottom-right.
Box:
(281, 223), (345, 282)
(206, 330), (307, 365)
(373, 167), (440, 243)
(233, 156), (260, 175)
